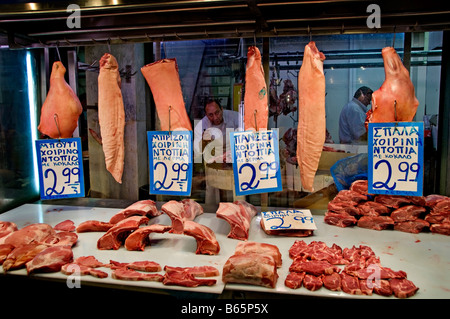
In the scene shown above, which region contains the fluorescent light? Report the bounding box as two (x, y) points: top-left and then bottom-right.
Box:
(26, 51), (39, 194)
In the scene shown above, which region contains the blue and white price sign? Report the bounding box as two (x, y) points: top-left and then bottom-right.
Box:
(147, 131), (193, 196)
(230, 130), (282, 196)
(368, 122), (424, 196)
(35, 138), (85, 200)
(262, 209), (317, 231)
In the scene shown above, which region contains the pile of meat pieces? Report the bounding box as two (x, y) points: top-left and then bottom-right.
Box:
(0, 221), (78, 274)
(324, 180), (450, 236)
(285, 240), (419, 298)
(78, 199), (220, 255)
(61, 255), (219, 287)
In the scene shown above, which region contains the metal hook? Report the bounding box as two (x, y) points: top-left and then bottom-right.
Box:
(254, 109), (258, 132)
(107, 38), (111, 53)
(54, 113), (61, 139)
(307, 25), (312, 42)
(168, 105), (172, 135)
(392, 26), (397, 48)
(55, 41), (62, 61)
(253, 32), (257, 46)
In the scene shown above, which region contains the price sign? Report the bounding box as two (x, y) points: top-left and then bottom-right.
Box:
(261, 209), (317, 231)
(147, 131), (193, 196)
(35, 138), (85, 200)
(368, 122), (424, 196)
(230, 130), (282, 196)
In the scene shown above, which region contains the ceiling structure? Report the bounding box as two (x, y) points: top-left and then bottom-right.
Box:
(1, 0), (450, 48)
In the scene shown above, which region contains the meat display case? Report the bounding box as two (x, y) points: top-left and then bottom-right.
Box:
(1, 201), (448, 299)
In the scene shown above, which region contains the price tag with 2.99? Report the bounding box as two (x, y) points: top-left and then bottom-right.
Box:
(35, 137), (85, 200)
(230, 129), (282, 196)
(368, 122), (424, 196)
(147, 131), (193, 196)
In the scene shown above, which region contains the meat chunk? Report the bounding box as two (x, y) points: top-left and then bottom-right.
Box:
(216, 201), (257, 241)
(73, 256), (106, 268)
(124, 224), (171, 251)
(183, 221), (220, 255)
(288, 240), (346, 265)
(2, 244), (47, 272)
(350, 179), (368, 195)
(357, 216), (394, 231)
(112, 268), (164, 282)
(323, 272), (341, 291)
(0, 221), (18, 240)
(234, 241), (282, 268)
(0, 244), (14, 265)
(303, 274), (323, 291)
(285, 271), (305, 289)
(54, 220), (75, 232)
(289, 258), (340, 276)
(163, 267), (216, 287)
(3, 223), (55, 247)
(374, 195), (412, 209)
(394, 219), (429, 234)
(357, 201), (391, 217)
(61, 263), (108, 278)
(430, 223), (450, 236)
(390, 205), (426, 222)
(98, 53), (125, 183)
(222, 253), (278, 288)
(372, 279), (393, 297)
(109, 200), (161, 224)
(76, 220), (114, 233)
(42, 231), (78, 247)
(97, 216), (149, 250)
(164, 265), (219, 277)
(161, 200), (203, 234)
(340, 272), (362, 295)
(390, 278), (419, 298)
(296, 41), (326, 192)
(26, 245), (73, 274)
(324, 212), (357, 228)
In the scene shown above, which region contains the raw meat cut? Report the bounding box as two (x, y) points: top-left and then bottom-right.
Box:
(324, 212), (357, 228)
(161, 200), (203, 234)
(260, 218), (314, 237)
(38, 61), (82, 138)
(183, 221), (220, 255)
(374, 194), (412, 209)
(372, 279), (392, 297)
(124, 224), (171, 251)
(288, 240), (347, 265)
(216, 201), (257, 241)
(303, 274), (323, 291)
(41, 231), (78, 247)
(110, 260), (161, 272)
(109, 200), (161, 224)
(61, 263), (108, 278)
(357, 201), (391, 217)
(141, 58), (192, 131)
(389, 278), (419, 298)
(348, 264), (406, 280)
(2, 244), (47, 272)
(340, 272), (362, 295)
(234, 241), (282, 267)
(98, 53), (125, 183)
(350, 179), (368, 195)
(112, 268), (164, 282)
(97, 216), (149, 250)
(0, 221), (17, 239)
(244, 46), (268, 131)
(368, 47), (419, 123)
(73, 256), (106, 268)
(394, 220), (429, 234)
(54, 220), (75, 232)
(390, 205), (426, 222)
(359, 279), (374, 295)
(289, 258), (340, 276)
(222, 253), (278, 288)
(331, 190), (368, 206)
(26, 245), (73, 274)
(357, 216), (394, 230)
(285, 271), (305, 289)
(163, 265), (219, 277)
(322, 272), (341, 291)
(0, 244), (14, 265)
(163, 267), (216, 287)
(430, 223), (450, 236)
(76, 220), (114, 233)
(3, 223), (55, 247)
(296, 41), (326, 192)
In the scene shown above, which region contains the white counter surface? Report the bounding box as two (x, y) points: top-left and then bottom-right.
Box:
(1, 203), (449, 299)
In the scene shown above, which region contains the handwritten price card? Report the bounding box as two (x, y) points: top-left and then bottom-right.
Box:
(368, 122), (424, 196)
(147, 131), (193, 196)
(35, 138), (85, 200)
(230, 130), (282, 196)
(262, 209), (317, 231)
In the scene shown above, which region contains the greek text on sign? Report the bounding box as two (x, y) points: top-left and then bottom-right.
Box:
(262, 209), (317, 231)
(147, 131), (193, 196)
(230, 130), (282, 196)
(35, 138), (85, 200)
(368, 122), (424, 196)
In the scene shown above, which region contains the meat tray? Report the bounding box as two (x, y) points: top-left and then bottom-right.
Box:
(1, 203), (449, 298)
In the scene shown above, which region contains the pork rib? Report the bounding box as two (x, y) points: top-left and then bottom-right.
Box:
(244, 46), (268, 131)
(215, 201), (257, 241)
(124, 224), (171, 251)
(161, 200), (203, 234)
(26, 245), (73, 274)
(141, 58), (192, 131)
(98, 53), (125, 184)
(97, 216), (149, 250)
(183, 221), (220, 255)
(76, 220), (114, 233)
(296, 41), (326, 192)
(38, 62), (82, 138)
(109, 200), (161, 224)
